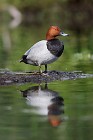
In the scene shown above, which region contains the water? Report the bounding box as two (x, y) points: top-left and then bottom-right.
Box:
(0, 77), (93, 140)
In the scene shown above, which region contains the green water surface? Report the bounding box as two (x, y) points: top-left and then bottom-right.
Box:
(0, 78), (93, 140)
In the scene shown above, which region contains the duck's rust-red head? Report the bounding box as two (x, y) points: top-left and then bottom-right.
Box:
(46, 26), (69, 40)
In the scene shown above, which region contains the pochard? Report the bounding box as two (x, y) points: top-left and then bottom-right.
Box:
(20, 26), (69, 73)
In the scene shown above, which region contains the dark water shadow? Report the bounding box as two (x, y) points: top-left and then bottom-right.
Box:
(20, 83), (64, 127)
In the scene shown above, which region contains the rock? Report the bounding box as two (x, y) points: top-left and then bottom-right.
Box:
(0, 70), (93, 85)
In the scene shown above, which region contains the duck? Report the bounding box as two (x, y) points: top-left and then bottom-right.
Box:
(20, 26), (69, 73)
(20, 84), (64, 127)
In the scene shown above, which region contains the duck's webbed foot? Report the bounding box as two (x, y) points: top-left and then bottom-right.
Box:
(42, 64), (49, 76)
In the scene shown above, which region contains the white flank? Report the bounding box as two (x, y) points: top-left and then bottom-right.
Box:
(24, 40), (58, 66)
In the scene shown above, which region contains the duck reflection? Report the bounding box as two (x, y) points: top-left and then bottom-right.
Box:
(21, 84), (64, 127)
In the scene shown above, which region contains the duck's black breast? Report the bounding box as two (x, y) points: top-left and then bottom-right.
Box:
(47, 39), (64, 57)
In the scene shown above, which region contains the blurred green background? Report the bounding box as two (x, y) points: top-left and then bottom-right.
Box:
(0, 0), (93, 73)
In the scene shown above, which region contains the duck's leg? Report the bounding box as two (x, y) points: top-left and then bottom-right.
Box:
(44, 64), (47, 73)
(39, 65), (42, 74)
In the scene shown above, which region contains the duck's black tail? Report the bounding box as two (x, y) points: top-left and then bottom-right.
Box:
(19, 55), (28, 64)
(19, 59), (23, 62)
